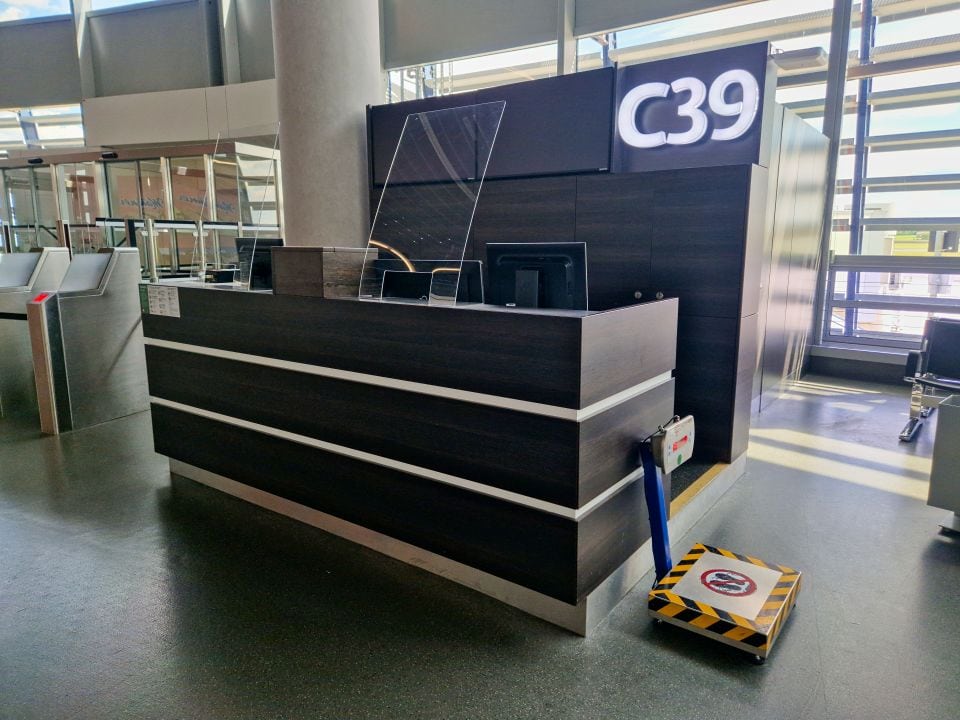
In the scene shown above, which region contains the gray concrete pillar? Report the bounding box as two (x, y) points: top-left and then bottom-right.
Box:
(271, 0), (383, 247)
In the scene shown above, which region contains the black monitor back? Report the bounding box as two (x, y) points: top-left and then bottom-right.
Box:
(486, 242), (587, 310)
(236, 237), (283, 290)
(925, 317), (960, 378)
(371, 258), (484, 303)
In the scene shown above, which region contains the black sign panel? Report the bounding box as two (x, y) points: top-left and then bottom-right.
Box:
(612, 42), (775, 173)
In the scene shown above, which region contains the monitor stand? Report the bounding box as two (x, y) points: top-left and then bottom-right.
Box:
(515, 269), (540, 308)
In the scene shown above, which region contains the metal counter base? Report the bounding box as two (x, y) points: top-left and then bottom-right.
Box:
(170, 456), (746, 635)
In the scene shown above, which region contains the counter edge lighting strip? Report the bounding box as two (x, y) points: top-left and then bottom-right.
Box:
(150, 396), (643, 521)
(143, 338), (673, 421)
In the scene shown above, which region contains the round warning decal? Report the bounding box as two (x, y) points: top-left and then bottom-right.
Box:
(700, 568), (757, 597)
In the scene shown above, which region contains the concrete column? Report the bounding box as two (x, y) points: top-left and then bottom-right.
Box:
(271, 0), (383, 247)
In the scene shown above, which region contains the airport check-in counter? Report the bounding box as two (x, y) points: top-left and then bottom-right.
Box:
(142, 286), (679, 634)
(28, 247), (148, 434)
(0, 248), (71, 418)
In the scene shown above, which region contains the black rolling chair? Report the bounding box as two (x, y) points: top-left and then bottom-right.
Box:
(900, 317), (960, 442)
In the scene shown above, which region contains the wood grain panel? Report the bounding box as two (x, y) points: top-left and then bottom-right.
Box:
(578, 379), (674, 505)
(469, 176), (577, 266)
(576, 471), (670, 599)
(271, 247), (365, 299)
(153, 404), (581, 602)
(144, 289), (584, 408)
(673, 315), (738, 462)
(646, 165), (752, 319)
(146, 344), (583, 507)
(580, 299), (677, 406)
(574, 173), (655, 312)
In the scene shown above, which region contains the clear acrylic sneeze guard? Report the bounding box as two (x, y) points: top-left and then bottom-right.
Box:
(359, 101), (506, 305)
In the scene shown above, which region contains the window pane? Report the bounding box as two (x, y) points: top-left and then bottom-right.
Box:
(170, 156), (210, 222)
(0, 0), (69, 22)
(59, 162), (101, 225)
(3, 168), (35, 226)
(138, 159), (167, 220)
(212, 157), (241, 223)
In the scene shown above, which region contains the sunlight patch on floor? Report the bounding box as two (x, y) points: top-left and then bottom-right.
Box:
(792, 380), (883, 395)
(750, 428), (932, 474)
(748, 439), (929, 500)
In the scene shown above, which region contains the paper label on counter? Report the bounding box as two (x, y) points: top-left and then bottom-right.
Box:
(146, 285), (181, 318)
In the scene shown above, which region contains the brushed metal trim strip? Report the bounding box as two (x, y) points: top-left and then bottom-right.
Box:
(152, 397), (641, 520)
(143, 337), (672, 422)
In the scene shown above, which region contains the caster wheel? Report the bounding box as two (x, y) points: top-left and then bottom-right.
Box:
(751, 655), (766, 666)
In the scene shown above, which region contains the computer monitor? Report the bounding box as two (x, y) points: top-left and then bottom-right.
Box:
(235, 237), (283, 290)
(371, 259), (485, 303)
(486, 242), (588, 310)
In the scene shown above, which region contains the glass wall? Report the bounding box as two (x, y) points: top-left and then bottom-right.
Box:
(386, 1), (960, 350)
(0, 166), (58, 250)
(825, 1), (960, 347)
(387, 43), (559, 102)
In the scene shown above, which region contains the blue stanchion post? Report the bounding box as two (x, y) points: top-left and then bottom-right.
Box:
(640, 441), (673, 582)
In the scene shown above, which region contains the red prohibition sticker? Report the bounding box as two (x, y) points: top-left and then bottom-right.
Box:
(700, 569), (757, 597)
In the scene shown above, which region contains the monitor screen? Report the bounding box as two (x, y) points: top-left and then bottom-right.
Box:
(486, 242), (588, 310)
(235, 237), (283, 290)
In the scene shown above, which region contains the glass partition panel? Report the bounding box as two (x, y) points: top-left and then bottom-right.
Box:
(69, 225), (108, 254)
(33, 166), (58, 247)
(211, 157), (241, 222)
(226, 130), (281, 290)
(105, 162), (142, 219)
(4, 168), (36, 227)
(358, 101), (505, 304)
(170, 156), (210, 222)
(59, 162), (101, 225)
(138, 159), (167, 220)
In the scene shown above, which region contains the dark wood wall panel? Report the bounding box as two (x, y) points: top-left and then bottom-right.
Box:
(574, 173), (655, 312)
(371, 181), (482, 260)
(673, 315), (738, 461)
(154, 404), (583, 603)
(645, 166), (753, 320)
(573, 166), (754, 317)
(470, 176), (577, 264)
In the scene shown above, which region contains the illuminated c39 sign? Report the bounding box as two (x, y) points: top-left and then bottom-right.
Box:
(618, 70), (760, 148)
(612, 42), (773, 173)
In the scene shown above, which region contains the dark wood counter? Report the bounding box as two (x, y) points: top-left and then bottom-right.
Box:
(143, 289), (678, 627)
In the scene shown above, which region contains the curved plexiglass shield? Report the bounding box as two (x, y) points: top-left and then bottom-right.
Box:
(359, 101), (505, 304)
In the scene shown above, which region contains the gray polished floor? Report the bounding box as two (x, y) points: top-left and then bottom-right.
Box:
(1, 376), (957, 720)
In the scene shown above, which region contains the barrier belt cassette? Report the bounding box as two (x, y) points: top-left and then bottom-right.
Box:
(648, 543), (801, 658)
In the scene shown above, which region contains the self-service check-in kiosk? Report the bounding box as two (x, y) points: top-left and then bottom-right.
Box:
(0, 248), (71, 418)
(27, 247), (148, 435)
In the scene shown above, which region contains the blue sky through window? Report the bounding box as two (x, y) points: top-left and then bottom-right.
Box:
(0, 0), (69, 22)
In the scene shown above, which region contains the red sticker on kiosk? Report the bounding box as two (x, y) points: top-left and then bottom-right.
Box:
(700, 569), (757, 597)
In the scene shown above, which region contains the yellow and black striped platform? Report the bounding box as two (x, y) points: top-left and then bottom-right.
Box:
(648, 543), (801, 658)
